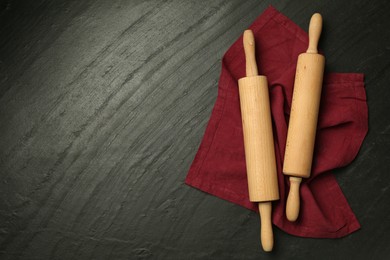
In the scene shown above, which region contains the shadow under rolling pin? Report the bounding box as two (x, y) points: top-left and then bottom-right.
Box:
(238, 30), (279, 252)
(283, 13), (325, 222)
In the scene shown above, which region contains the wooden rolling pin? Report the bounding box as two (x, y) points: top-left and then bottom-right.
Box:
(238, 30), (279, 252)
(283, 13), (325, 222)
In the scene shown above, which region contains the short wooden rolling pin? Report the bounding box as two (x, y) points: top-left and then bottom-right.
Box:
(238, 30), (279, 252)
(283, 13), (325, 222)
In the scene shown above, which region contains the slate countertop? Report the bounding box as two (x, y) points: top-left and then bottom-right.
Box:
(0, 0), (389, 259)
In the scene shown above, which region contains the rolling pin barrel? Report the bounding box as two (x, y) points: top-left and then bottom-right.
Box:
(283, 13), (325, 222)
(283, 54), (325, 177)
(238, 76), (279, 202)
(238, 30), (279, 251)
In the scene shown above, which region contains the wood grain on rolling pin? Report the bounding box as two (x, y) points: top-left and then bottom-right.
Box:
(238, 76), (279, 201)
(284, 54), (325, 178)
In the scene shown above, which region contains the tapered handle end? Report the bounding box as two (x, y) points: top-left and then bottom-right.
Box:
(258, 202), (274, 252)
(286, 177), (302, 222)
(307, 13), (322, 54)
(243, 30), (258, 77)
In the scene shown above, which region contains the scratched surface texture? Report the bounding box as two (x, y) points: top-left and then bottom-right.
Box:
(0, 0), (389, 259)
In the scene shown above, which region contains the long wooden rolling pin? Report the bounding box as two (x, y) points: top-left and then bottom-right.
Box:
(283, 13), (325, 222)
(238, 30), (279, 252)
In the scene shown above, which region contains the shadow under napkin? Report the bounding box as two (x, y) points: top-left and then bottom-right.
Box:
(185, 6), (368, 238)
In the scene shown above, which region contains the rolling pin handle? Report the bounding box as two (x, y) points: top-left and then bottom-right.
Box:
(243, 30), (259, 77)
(286, 176), (302, 222)
(307, 13), (323, 54)
(258, 202), (274, 252)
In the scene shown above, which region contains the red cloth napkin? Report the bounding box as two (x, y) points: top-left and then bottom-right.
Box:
(185, 6), (368, 238)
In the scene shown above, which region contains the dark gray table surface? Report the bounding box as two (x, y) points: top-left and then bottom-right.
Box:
(1, 0), (389, 259)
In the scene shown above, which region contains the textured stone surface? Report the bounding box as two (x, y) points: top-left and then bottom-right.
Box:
(0, 0), (389, 259)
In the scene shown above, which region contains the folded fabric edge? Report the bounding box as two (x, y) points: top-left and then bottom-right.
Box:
(274, 173), (361, 238)
(186, 169), (361, 238)
(273, 216), (361, 238)
(185, 176), (257, 211)
(325, 73), (364, 84)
